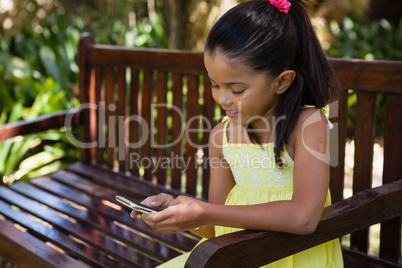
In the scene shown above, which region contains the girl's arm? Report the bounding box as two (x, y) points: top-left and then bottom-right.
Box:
(144, 109), (329, 235)
(203, 109), (330, 234)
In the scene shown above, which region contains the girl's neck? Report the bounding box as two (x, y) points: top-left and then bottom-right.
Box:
(227, 118), (275, 144)
(246, 119), (275, 144)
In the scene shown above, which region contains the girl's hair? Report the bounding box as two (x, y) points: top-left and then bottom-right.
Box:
(205, 0), (340, 166)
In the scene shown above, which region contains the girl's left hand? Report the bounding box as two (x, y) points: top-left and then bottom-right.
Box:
(142, 195), (208, 233)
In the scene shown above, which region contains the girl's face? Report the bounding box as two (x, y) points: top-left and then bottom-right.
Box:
(204, 52), (280, 130)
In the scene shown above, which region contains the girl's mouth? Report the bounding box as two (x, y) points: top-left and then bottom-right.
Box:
(225, 110), (239, 118)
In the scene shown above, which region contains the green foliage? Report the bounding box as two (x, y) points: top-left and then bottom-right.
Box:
(0, 15), (80, 184)
(325, 16), (402, 139)
(0, 83), (79, 184)
(69, 0), (168, 47)
(124, 13), (169, 48)
(326, 16), (402, 60)
(1, 2), (169, 184)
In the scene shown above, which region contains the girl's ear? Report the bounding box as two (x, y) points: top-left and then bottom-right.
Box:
(275, 70), (296, 95)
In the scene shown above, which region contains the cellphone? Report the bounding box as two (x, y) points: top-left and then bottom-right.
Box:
(115, 195), (159, 214)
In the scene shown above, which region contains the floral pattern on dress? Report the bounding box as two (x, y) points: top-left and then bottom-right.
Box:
(268, 168), (291, 187)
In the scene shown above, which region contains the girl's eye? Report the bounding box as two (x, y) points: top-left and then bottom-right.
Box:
(211, 84), (219, 89)
(232, 89), (245, 94)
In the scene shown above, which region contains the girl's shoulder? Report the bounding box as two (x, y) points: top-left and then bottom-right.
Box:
(287, 108), (329, 158)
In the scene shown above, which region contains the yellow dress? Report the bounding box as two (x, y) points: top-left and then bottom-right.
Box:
(158, 117), (343, 267)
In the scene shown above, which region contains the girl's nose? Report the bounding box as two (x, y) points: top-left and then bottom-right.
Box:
(217, 90), (233, 107)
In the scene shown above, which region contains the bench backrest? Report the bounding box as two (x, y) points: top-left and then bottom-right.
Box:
(78, 33), (402, 262)
(78, 33), (217, 199)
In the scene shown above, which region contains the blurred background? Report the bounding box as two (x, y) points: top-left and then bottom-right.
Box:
(0, 0), (401, 187)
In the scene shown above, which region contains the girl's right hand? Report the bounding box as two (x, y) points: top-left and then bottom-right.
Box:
(130, 193), (174, 218)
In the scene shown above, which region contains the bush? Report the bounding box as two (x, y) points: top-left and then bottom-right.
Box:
(1, 3), (169, 184)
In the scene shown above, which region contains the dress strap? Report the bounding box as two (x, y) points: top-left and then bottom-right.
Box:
(222, 116), (230, 145)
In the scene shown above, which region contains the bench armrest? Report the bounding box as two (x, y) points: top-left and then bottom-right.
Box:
(0, 109), (82, 142)
(185, 180), (402, 268)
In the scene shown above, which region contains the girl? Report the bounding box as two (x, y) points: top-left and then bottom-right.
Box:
(131, 0), (343, 267)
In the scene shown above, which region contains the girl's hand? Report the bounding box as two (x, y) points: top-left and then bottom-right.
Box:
(130, 193), (174, 218)
(142, 195), (208, 233)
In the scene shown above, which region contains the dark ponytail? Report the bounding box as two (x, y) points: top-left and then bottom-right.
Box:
(205, 0), (340, 166)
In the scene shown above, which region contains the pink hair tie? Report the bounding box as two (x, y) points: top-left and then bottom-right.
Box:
(267, 0), (291, 14)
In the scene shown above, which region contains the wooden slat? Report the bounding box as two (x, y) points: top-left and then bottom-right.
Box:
(78, 33), (95, 163)
(0, 217), (88, 268)
(117, 66), (127, 172)
(0, 200), (123, 268)
(105, 66), (116, 168)
(171, 73), (184, 191)
(380, 94), (402, 263)
(201, 76), (214, 200)
(329, 90), (348, 203)
(89, 45), (207, 75)
(129, 68), (140, 176)
(89, 68), (97, 162)
(330, 58), (402, 94)
(0, 187), (155, 267)
(351, 91), (377, 253)
(185, 75), (200, 195)
(156, 71), (168, 185)
(142, 70), (154, 180)
(94, 66), (105, 164)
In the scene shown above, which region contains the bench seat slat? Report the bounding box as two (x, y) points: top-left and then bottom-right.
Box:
(67, 162), (185, 199)
(0, 216), (88, 268)
(32, 175), (198, 252)
(9, 182), (182, 262)
(0, 200), (124, 268)
(0, 186), (159, 267)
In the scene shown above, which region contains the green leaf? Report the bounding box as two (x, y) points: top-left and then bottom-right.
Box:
(39, 46), (62, 85)
(16, 161), (65, 181)
(19, 149), (64, 171)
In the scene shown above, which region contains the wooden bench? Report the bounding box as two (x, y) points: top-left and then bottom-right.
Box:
(0, 32), (401, 268)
